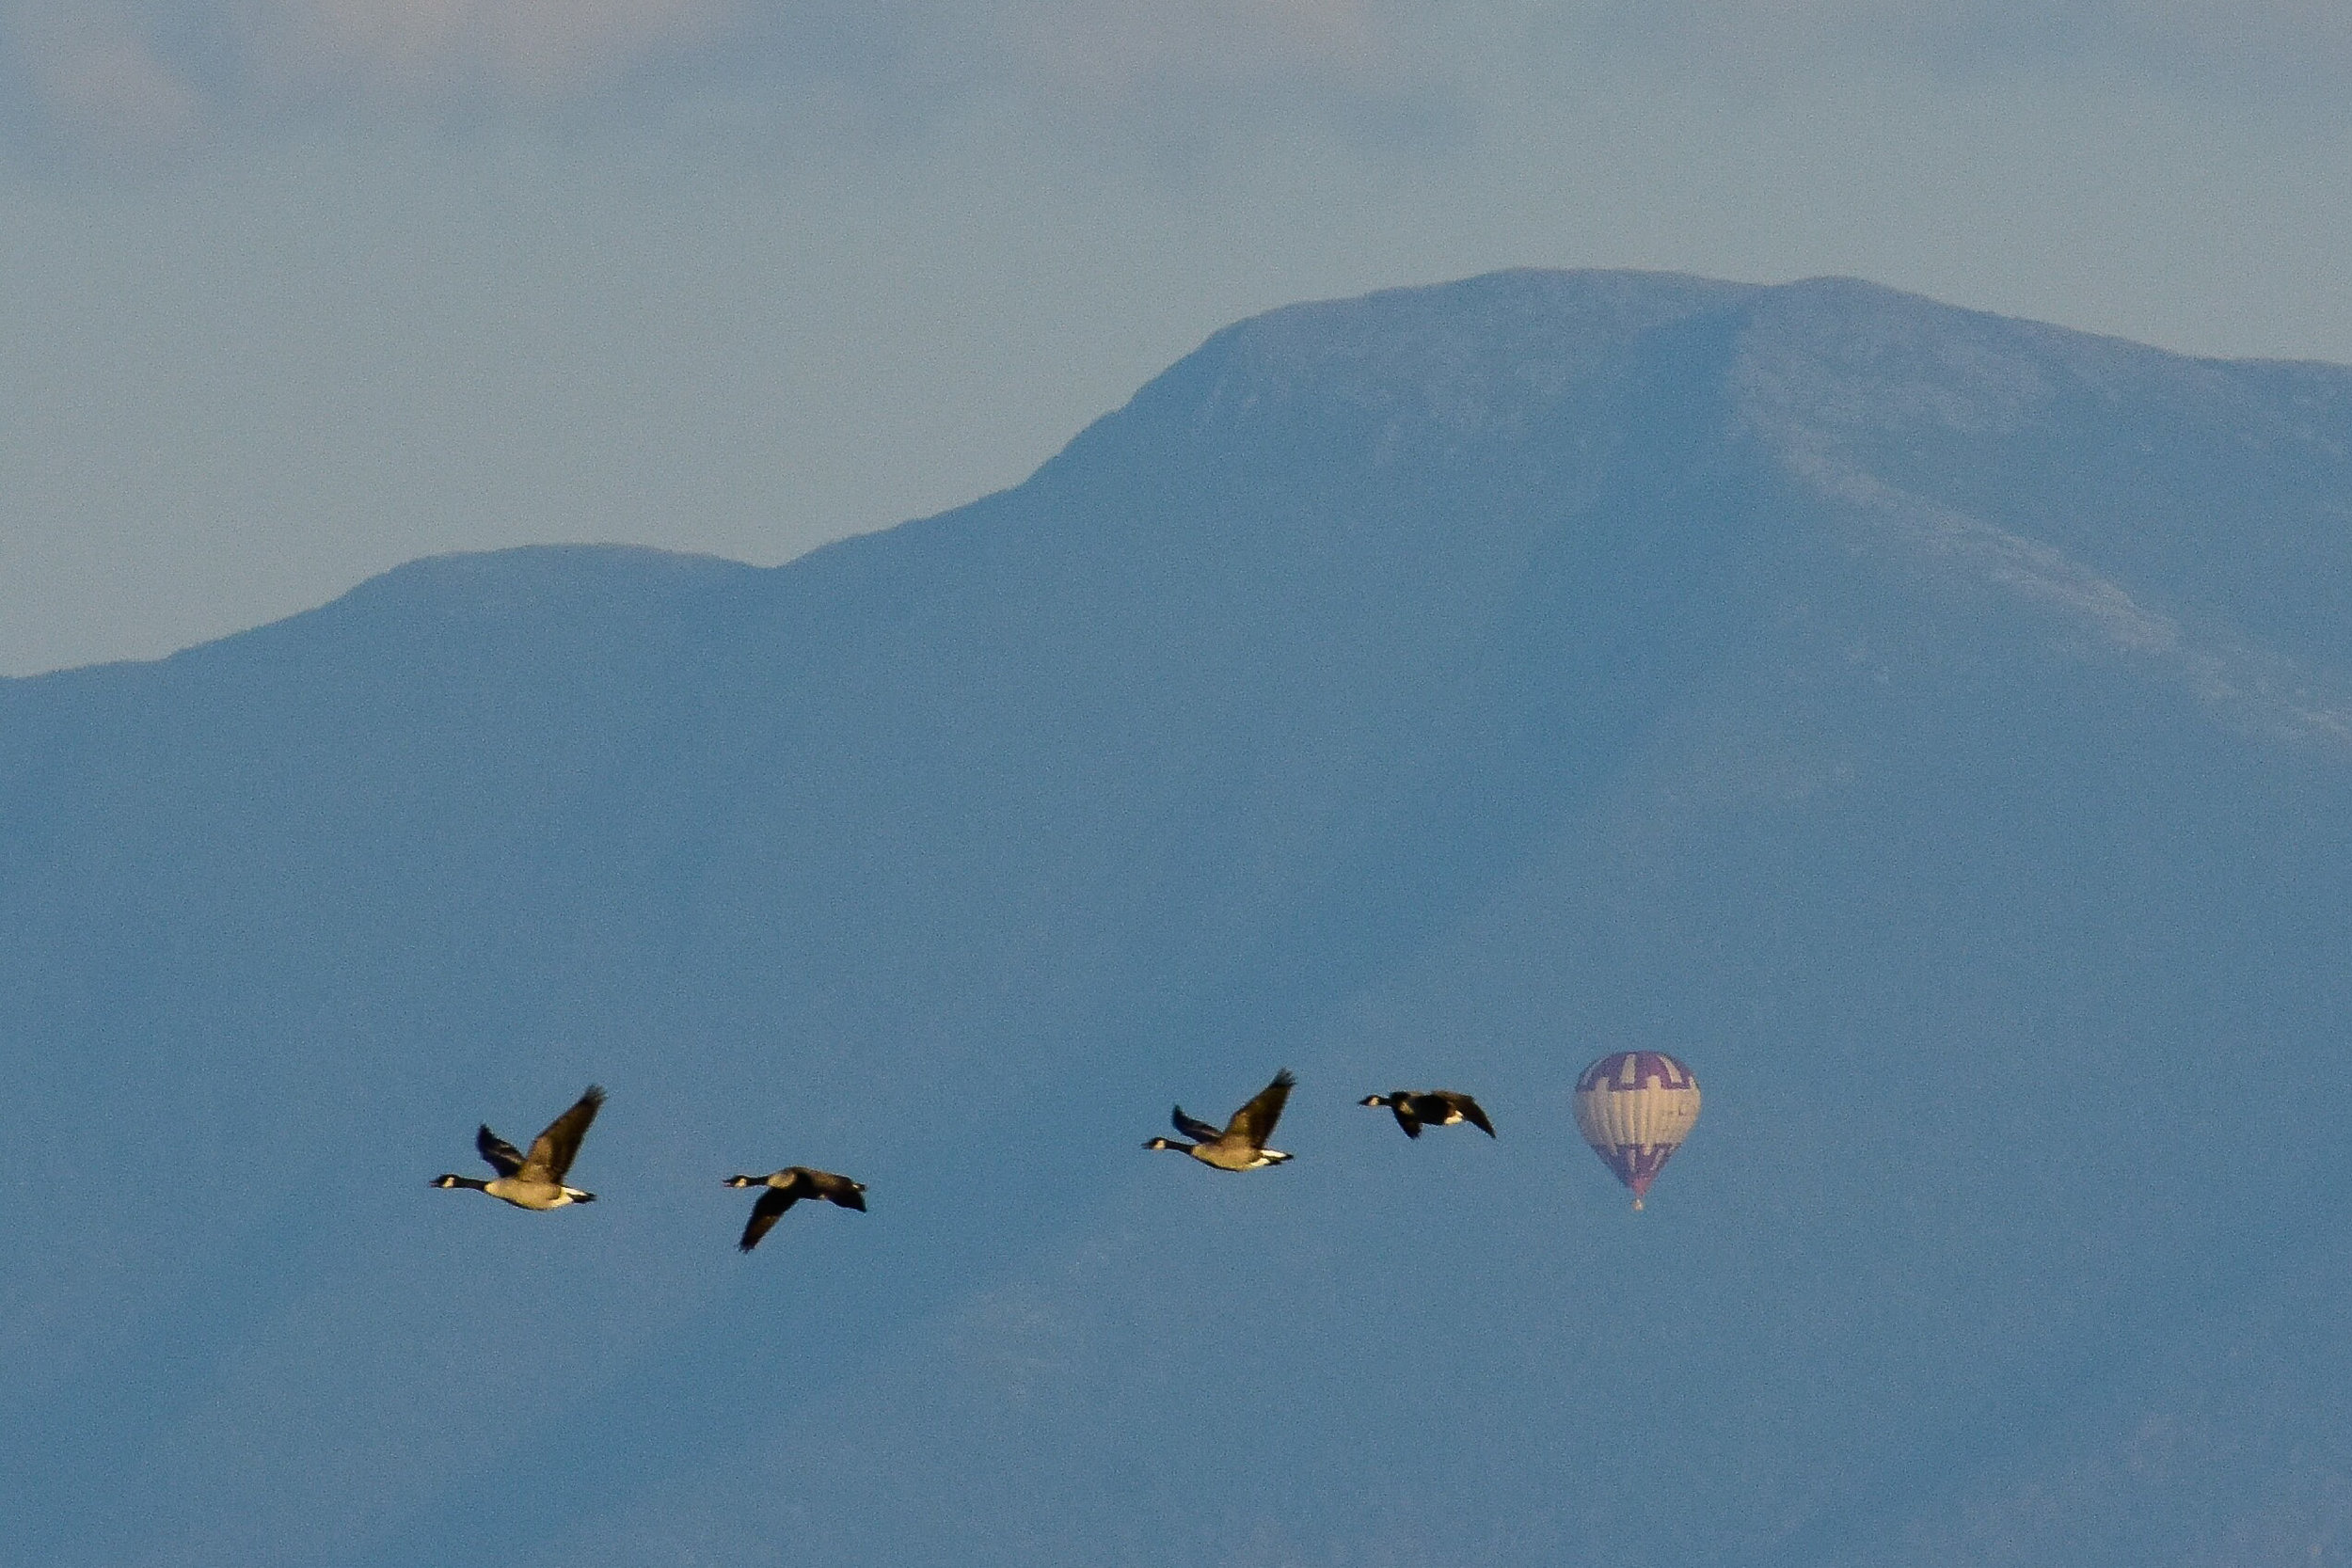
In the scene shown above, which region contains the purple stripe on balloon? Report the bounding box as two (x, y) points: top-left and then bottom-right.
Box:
(1597, 1142), (1681, 1197)
(1575, 1050), (1698, 1094)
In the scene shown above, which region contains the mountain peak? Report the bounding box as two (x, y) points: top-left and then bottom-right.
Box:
(1044, 268), (1761, 478)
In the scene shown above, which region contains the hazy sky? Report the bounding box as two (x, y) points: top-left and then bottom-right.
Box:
(5, 0), (2349, 674)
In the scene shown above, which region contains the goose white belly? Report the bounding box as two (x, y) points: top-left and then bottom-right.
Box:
(484, 1178), (584, 1210)
(1187, 1144), (1290, 1171)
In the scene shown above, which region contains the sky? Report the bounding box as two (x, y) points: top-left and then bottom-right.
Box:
(3, 1), (2350, 675)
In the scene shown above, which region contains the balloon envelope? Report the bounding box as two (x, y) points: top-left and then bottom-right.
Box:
(1573, 1051), (1701, 1209)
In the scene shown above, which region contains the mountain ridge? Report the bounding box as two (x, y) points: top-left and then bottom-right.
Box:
(14, 265), (2349, 696)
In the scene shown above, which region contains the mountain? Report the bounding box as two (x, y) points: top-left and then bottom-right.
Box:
(7, 269), (2352, 1568)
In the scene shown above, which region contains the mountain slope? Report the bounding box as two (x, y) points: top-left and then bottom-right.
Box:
(5, 270), (2352, 1567)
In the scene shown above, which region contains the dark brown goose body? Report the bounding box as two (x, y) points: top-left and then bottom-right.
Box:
(724, 1166), (868, 1253)
(1359, 1089), (1495, 1139)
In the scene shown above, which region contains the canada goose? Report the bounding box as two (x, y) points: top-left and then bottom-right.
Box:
(1359, 1090), (1496, 1139)
(1145, 1069), (1295, 1171)
(432, 1085), (603, 1210)
(723, 1167), (867, 1253)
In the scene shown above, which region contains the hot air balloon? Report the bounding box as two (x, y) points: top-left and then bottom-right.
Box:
(1573, 1051), (1700, 1210)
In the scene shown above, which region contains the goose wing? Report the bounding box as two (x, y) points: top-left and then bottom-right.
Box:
(476, 1126), (527, 1177)
(1170, 1106), (1224, 1144)
(1439, 1091), (1496, 1137)
(1223, 1069), (1295, 1148)
(739, 1186), (799, 1252)
(1390, 1101), (1423, 1138)
(520, 1085), (605, 1183)
(800, 1168), (868, 1212)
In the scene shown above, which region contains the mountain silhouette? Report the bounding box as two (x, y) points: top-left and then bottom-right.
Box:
(7, 269), (2352, 1567)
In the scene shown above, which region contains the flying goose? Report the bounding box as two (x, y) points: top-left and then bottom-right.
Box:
(1145, 1069), (1295, 1170)
(723, 1167), (867, 1253)
(1359, 1089), (1496, 1139)
(432, 1085), (603, 1210)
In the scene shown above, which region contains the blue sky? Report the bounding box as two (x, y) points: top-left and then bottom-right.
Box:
(4, 0), (2349, 674)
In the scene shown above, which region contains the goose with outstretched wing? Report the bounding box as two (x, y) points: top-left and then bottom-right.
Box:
(433, 1086), (604, 1211)
(1147, 1069), (1295, 1171)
